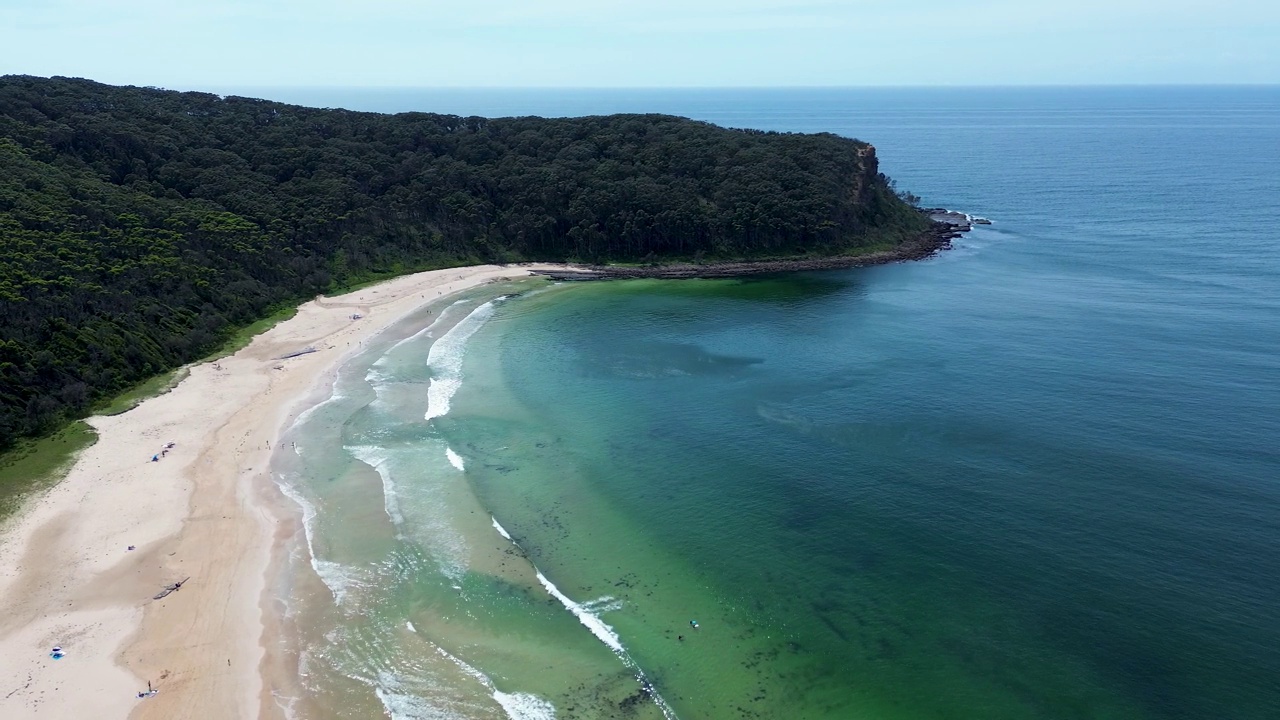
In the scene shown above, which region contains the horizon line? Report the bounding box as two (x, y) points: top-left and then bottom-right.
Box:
(7, 75), (1279, 91)
(198, 82), (1280, 91)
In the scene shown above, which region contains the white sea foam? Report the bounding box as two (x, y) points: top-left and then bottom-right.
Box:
(368, 314), (445, 410)
(348, 446), (471, 579)
(270, 688), (301, 720)
(312, 559), (366, 607)
(346, 444), (403, 527)
(494, 692), (557, 720)
(365, 297), (471, 416)
(491, 517), (513, 541)
(445, 447), (466, 471)
(275, 474), (364, 606)
(382, 315), (441, 357)
(534, 570), (624, 653)
(425, 298), (507, 422)
(582, 596), (624, 614)
(432, 646), (489, 685)
(365, 366), (394, 409)
(372, 669), (459, 720)
(275, 475), (318, 558)
(432, 646), (558, 720)
(532, 569), (680, 719)
(290, 393), (342, 431)
(290, 378), (348, 431)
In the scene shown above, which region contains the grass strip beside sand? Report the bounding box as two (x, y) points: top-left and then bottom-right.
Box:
(0, 422), (97, 518)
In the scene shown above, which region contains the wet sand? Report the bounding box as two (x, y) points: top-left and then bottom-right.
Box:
(0, 264), (569, 719)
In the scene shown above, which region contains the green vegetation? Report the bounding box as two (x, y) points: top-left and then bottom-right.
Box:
(0, 421), (96, 516)
(94, 367), (188, 416)
(0, 75), (930, 448)
(208, 305), (298, 359)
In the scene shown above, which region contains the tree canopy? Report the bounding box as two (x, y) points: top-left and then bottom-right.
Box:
(0, 75), (929, 447)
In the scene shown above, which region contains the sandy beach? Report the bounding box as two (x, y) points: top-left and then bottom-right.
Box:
(0, 264), (567, 720)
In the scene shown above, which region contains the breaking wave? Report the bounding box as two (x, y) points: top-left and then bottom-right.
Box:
(276, 474), (365, 607)
(402, 625), (559, 720)
(445, 446), (466, 471)
(489, 521), (679, 718)
(425, 298), (507, 422)
(346, 444), (403, 528)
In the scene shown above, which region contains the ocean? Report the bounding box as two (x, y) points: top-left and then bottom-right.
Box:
(269, 87), (1280, 719)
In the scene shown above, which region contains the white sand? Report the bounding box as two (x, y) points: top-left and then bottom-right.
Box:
(0, 264), (570, 719)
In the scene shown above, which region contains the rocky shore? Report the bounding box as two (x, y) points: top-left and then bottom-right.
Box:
(533, 211), (976, 281)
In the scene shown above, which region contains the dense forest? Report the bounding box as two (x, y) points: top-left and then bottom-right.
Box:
(0, 75), (931, 448)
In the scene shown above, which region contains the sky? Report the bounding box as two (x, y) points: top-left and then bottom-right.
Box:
(2, 0), (1277, 88)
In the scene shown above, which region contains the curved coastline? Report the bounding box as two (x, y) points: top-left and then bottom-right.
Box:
(0, 264), (565, 720)
(0, 225), (976, 718)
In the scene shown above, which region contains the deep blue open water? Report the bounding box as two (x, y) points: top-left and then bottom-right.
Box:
(277, 87), (1280, 719)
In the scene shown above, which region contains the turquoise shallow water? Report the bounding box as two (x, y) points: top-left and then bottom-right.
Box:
(276, 87), (1280, 719)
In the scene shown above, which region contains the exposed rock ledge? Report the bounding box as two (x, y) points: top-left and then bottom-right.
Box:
(533, 211), (980, 281)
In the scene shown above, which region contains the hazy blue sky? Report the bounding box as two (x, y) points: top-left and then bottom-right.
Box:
(2, 0), (1277, 87)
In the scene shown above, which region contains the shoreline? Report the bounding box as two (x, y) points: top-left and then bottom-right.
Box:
(533, 215), (969, 281)
(0, 223), (972, 719)
(0, 264), (565, 720)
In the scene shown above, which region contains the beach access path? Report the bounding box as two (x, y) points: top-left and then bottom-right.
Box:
(0, 264), (573, 720)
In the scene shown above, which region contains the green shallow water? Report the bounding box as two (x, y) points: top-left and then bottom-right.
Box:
(271, 86), (1280, 719)
(443, 279), (1143, 720)
(274, 286), (673, 719)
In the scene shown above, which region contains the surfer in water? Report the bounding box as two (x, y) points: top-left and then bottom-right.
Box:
(690, 620), (699, 629)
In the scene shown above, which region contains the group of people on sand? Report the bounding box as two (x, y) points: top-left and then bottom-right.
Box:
(150, 441), (176, 462)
